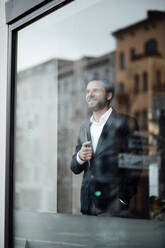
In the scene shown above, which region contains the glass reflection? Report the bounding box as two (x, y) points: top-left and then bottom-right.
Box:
(14, 0), (165, 246)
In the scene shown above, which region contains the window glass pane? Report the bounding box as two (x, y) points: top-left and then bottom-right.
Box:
(130, 48), (136, 60)
(134, 74), (139, 94)
(119, 52), (125, 69)
(14, 0), (165, 247)
(143, 72), (148, 91)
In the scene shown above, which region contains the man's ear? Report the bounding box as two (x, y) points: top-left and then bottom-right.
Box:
(107, 92), (112, 101)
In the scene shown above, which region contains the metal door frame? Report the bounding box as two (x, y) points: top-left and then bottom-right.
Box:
(5, 1), (74, 247)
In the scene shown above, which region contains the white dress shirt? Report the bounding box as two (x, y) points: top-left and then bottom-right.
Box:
(77, 107), (112, 164)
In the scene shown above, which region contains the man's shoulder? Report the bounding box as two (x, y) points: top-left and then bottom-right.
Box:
(113, 110), (138, 129)
(114, 110), (136, 121)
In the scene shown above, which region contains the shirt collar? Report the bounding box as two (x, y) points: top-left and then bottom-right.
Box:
(90, 107), (113, 125)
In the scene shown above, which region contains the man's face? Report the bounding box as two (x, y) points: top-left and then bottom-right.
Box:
(86, 81), (112, 112)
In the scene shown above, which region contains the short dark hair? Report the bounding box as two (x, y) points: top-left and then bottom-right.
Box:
(101, 79), (115, 100)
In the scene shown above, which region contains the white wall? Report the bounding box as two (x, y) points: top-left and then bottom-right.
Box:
(0, 0), (8, 247)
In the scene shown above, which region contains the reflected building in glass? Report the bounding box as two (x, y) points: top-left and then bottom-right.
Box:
(15, 61), (58, 212)
(15, 9), (165, 219)
(113, 10), (165, 218)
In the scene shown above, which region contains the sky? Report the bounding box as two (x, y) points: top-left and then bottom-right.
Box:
(17, 0), (165, 71)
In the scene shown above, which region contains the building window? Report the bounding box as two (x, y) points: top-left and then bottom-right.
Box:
(156, 70), (161, 85)
(135, 111), (140, 122)
(145, 39), (158, 55)
(143, 72), (148, 91)
(142, 109), (148, 130)
(130, 48), (136, 60)
(119, 52), (125, 69)
(118, 82), (125, 94)
(134, 74), (139, 94)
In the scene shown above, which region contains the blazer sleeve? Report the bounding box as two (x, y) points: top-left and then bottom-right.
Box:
(119, 116), (143, 205)
(70, 126), (88, 175)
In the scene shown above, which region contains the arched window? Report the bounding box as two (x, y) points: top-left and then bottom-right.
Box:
(145, 39), (158, 55)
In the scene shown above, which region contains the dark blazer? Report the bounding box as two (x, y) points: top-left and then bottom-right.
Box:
(71, 109), (142, 215)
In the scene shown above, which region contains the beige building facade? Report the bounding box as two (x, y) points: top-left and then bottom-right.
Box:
(113, 10), (165, 128)
(113, 10), (165, 217)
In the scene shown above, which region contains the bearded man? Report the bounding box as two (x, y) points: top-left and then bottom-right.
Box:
(71, 80), (142, 217)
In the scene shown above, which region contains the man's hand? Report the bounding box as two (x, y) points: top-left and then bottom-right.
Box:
(78, 141), (92, 161)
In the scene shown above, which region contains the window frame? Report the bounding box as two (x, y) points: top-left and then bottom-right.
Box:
(5, 1), (74, 247)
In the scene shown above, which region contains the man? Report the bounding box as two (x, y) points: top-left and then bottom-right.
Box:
(71, 80), (142, 216)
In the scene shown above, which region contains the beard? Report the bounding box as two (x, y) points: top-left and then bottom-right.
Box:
(87, 96), (109, 112)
